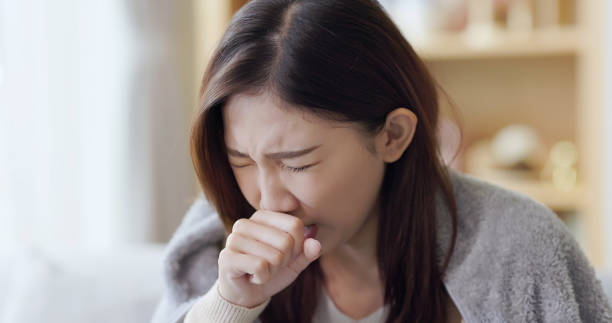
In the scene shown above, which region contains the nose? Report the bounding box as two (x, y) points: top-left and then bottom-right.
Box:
(258, 168), (298, 213)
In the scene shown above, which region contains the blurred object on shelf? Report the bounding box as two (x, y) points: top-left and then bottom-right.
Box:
(463, 125), (581, 212)
(382, 0), (575, 45)
(536, 0), (559, 29)
(490, 124), (545, 172)
(467, 0), (574, 33)
(380, 0), (468, 37)
(437, 118), (463, 170)
(540, 141), (578, 191)
(432, 0), (469, 32)
(379, 0), (434, 44)
(492, 0), (509, 27)
(384, 0), (577, 43)
(464, 138), (582, 212)
(465, 139), (536, 181)
(535, 0), (577, 27)
(557, 0), (576, 25)
(466, 0), (496, 37)
(507, 0), (533, 32)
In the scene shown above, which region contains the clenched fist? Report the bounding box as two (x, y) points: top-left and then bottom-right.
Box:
(217, 210), (321, 308)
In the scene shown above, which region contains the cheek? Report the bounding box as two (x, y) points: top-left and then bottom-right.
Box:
(232, 169), (260, 208)
(296, 152), (385, 226)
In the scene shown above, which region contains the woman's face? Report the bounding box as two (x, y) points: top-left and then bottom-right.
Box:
(222, 91), (386, 255)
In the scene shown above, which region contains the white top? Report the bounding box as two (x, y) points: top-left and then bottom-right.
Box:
(183, 280), (390, 323)
(313, 287), (388, 323)
(184, 280), (463, 323)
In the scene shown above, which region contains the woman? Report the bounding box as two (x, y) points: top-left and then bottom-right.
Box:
(152, 0), (611, 322)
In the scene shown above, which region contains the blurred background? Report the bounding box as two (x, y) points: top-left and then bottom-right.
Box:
(1, 0), (612, 322)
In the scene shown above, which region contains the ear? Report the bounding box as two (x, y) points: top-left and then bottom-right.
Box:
(374, 108), (418, 163)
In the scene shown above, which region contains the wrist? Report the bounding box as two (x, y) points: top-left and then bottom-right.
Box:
(217, 281), (270, 309)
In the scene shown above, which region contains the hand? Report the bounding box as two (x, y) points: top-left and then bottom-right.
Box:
(216, 210), (321, 308)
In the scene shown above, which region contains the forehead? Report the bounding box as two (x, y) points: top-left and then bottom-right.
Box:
(222, 91), (339, 150)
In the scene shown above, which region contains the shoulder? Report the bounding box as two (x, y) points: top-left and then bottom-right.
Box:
(153, 195), (228, 323)
(443, 170), (611, 321)
(162, 195), (226, 302)
(448, 169), (569, 262)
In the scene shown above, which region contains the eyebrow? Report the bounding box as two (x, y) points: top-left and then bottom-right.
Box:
(226, 145), (322, 160)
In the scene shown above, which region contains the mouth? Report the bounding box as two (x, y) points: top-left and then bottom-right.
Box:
(303, 224), (318, 239)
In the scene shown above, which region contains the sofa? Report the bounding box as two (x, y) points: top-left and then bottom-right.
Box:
(0, 244), (165, 323)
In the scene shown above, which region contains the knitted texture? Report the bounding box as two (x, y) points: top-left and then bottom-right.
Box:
(151, 170), (612, 323)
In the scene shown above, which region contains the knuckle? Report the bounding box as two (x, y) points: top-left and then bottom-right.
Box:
(254, 259), (269, 276)
(288, 219), (303, 235)
(225, 233), (238, 249)
(218, 248), (229, 266)
(232, 218), (248, 232)
(269, 250), (284, 267)
(219, 248), (227, 258)
(250, 210), (263, 220)
(280, 232), (294, 253)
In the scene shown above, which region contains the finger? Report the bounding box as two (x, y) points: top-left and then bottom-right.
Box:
(250, 211), (304, 256)
(287, 238), (321, 274)
(226, 232), (289, 270)
(219, 249), (270, 285)
(232, 218), (296, 258)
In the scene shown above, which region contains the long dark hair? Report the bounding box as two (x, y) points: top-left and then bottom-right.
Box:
(190, 0), (459, 322)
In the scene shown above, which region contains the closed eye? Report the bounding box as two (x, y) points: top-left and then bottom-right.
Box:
(281, 161), (321, 173)
(282, 164), (311, 173)
(229, 163), (252, 168)
(229, 162), (318, 172)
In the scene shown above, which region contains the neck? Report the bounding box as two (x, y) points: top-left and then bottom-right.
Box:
(318, 208), (385, 315)
(320, 206), (380, 286)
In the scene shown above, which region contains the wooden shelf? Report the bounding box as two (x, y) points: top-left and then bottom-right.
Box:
(409, 27), (582, 61)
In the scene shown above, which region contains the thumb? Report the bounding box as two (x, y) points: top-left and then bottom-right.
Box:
(287, 238), (321, 273)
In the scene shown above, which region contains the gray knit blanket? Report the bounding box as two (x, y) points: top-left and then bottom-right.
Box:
(151, 170), (612, 322)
